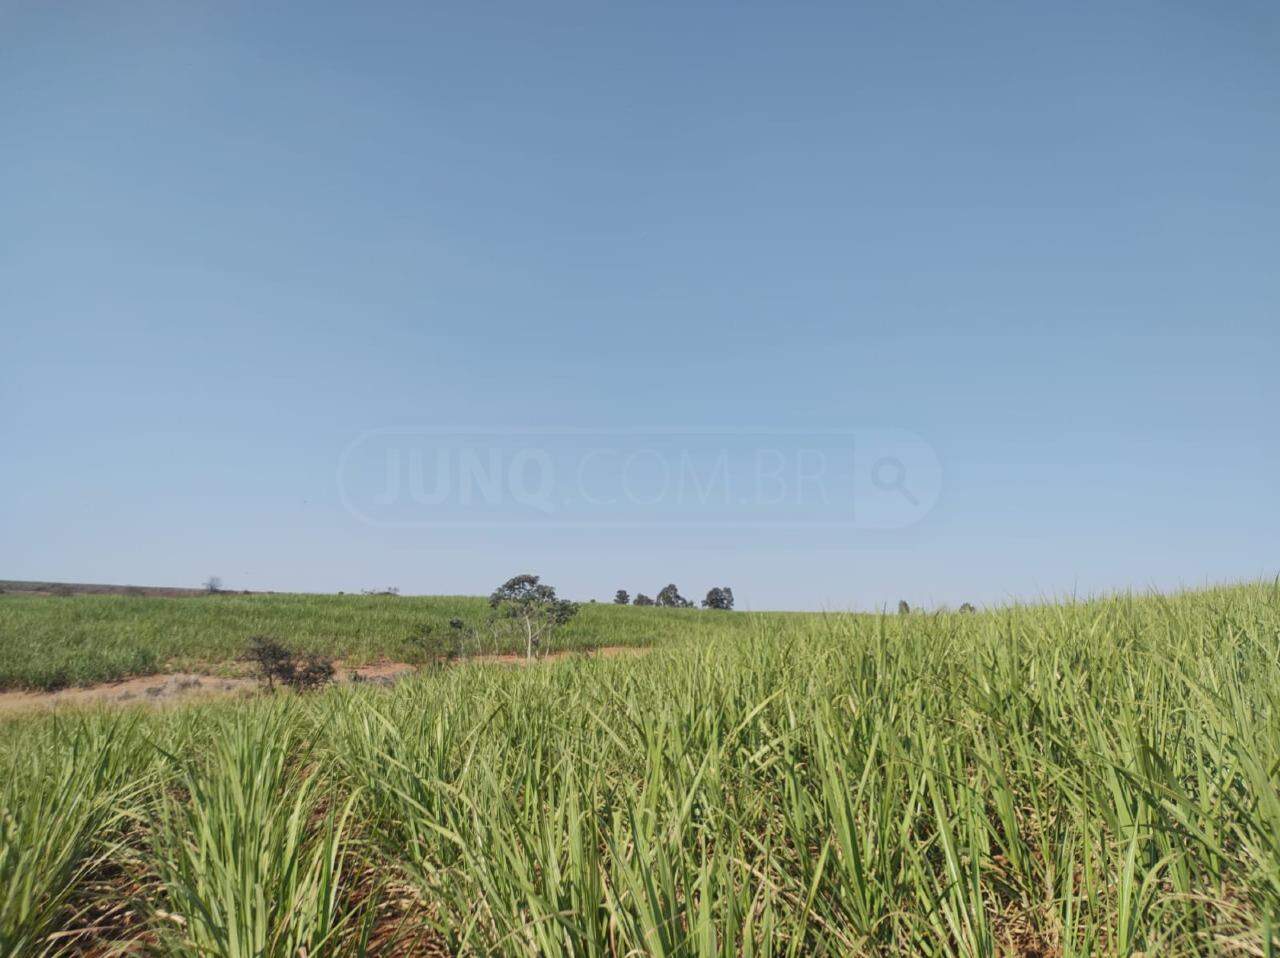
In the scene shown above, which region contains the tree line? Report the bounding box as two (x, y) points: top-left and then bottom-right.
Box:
(613, 585), (733, 610)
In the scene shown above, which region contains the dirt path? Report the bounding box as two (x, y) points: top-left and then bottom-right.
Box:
(0, 646), (648, 714)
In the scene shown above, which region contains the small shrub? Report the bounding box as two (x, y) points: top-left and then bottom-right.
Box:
(959, 602), (976, 614)
(243, 636), (334, 693)
(244, 637), (292, 690)
(633, 594), (655, 606)
(290, 654), (335, 692)
(898, 600), (911, 615)
(406, 619), (470, 668)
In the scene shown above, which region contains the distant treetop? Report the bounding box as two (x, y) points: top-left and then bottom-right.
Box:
(656, 584), (693, 608)
(702, 587), (734, 611)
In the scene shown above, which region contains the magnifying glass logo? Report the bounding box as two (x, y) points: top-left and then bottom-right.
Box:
(871, 456), (919, 506)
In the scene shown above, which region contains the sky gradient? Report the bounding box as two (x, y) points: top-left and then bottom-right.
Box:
(3, 2), (1277, 609)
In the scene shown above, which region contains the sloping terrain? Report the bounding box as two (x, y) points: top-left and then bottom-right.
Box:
(0, 582), (1277, 954)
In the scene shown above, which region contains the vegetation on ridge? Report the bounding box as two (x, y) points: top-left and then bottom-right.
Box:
(0, 581), (1277, 953)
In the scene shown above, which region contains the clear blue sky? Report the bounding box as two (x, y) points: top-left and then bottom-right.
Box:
(3, 2), (1276, 609)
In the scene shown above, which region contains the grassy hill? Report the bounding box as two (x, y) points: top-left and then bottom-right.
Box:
(0, 580), (1277, 953)
(0, 588), (792, 689)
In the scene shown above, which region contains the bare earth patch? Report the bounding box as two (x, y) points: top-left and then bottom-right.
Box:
(0, 646), (647, 714)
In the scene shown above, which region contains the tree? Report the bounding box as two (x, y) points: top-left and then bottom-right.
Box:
(898, 600), (911, 614)
(406, 618), (472, 669)
(614, 590), (630, 605)
(489, 574), (579, 661)
(702, 587), (734, 611)
(633, 593), (655, 606)
(958, 602), (976, 614)
(243, 636), (334, 693)
(656, 584), (693, 608)
(203, 576), (223, 594)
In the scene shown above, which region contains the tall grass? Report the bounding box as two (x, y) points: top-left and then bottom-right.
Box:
(0, 718), (153, 956)
(0, 581), (1276, 954)
(150, 709), (362, 956)
(0, 592), (758, 688)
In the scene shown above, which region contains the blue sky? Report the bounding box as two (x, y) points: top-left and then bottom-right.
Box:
(2, 2), (1276, 609)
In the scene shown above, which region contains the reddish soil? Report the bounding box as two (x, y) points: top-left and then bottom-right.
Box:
(0, 647), (647, 714)
(0, 664), (412, 715)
